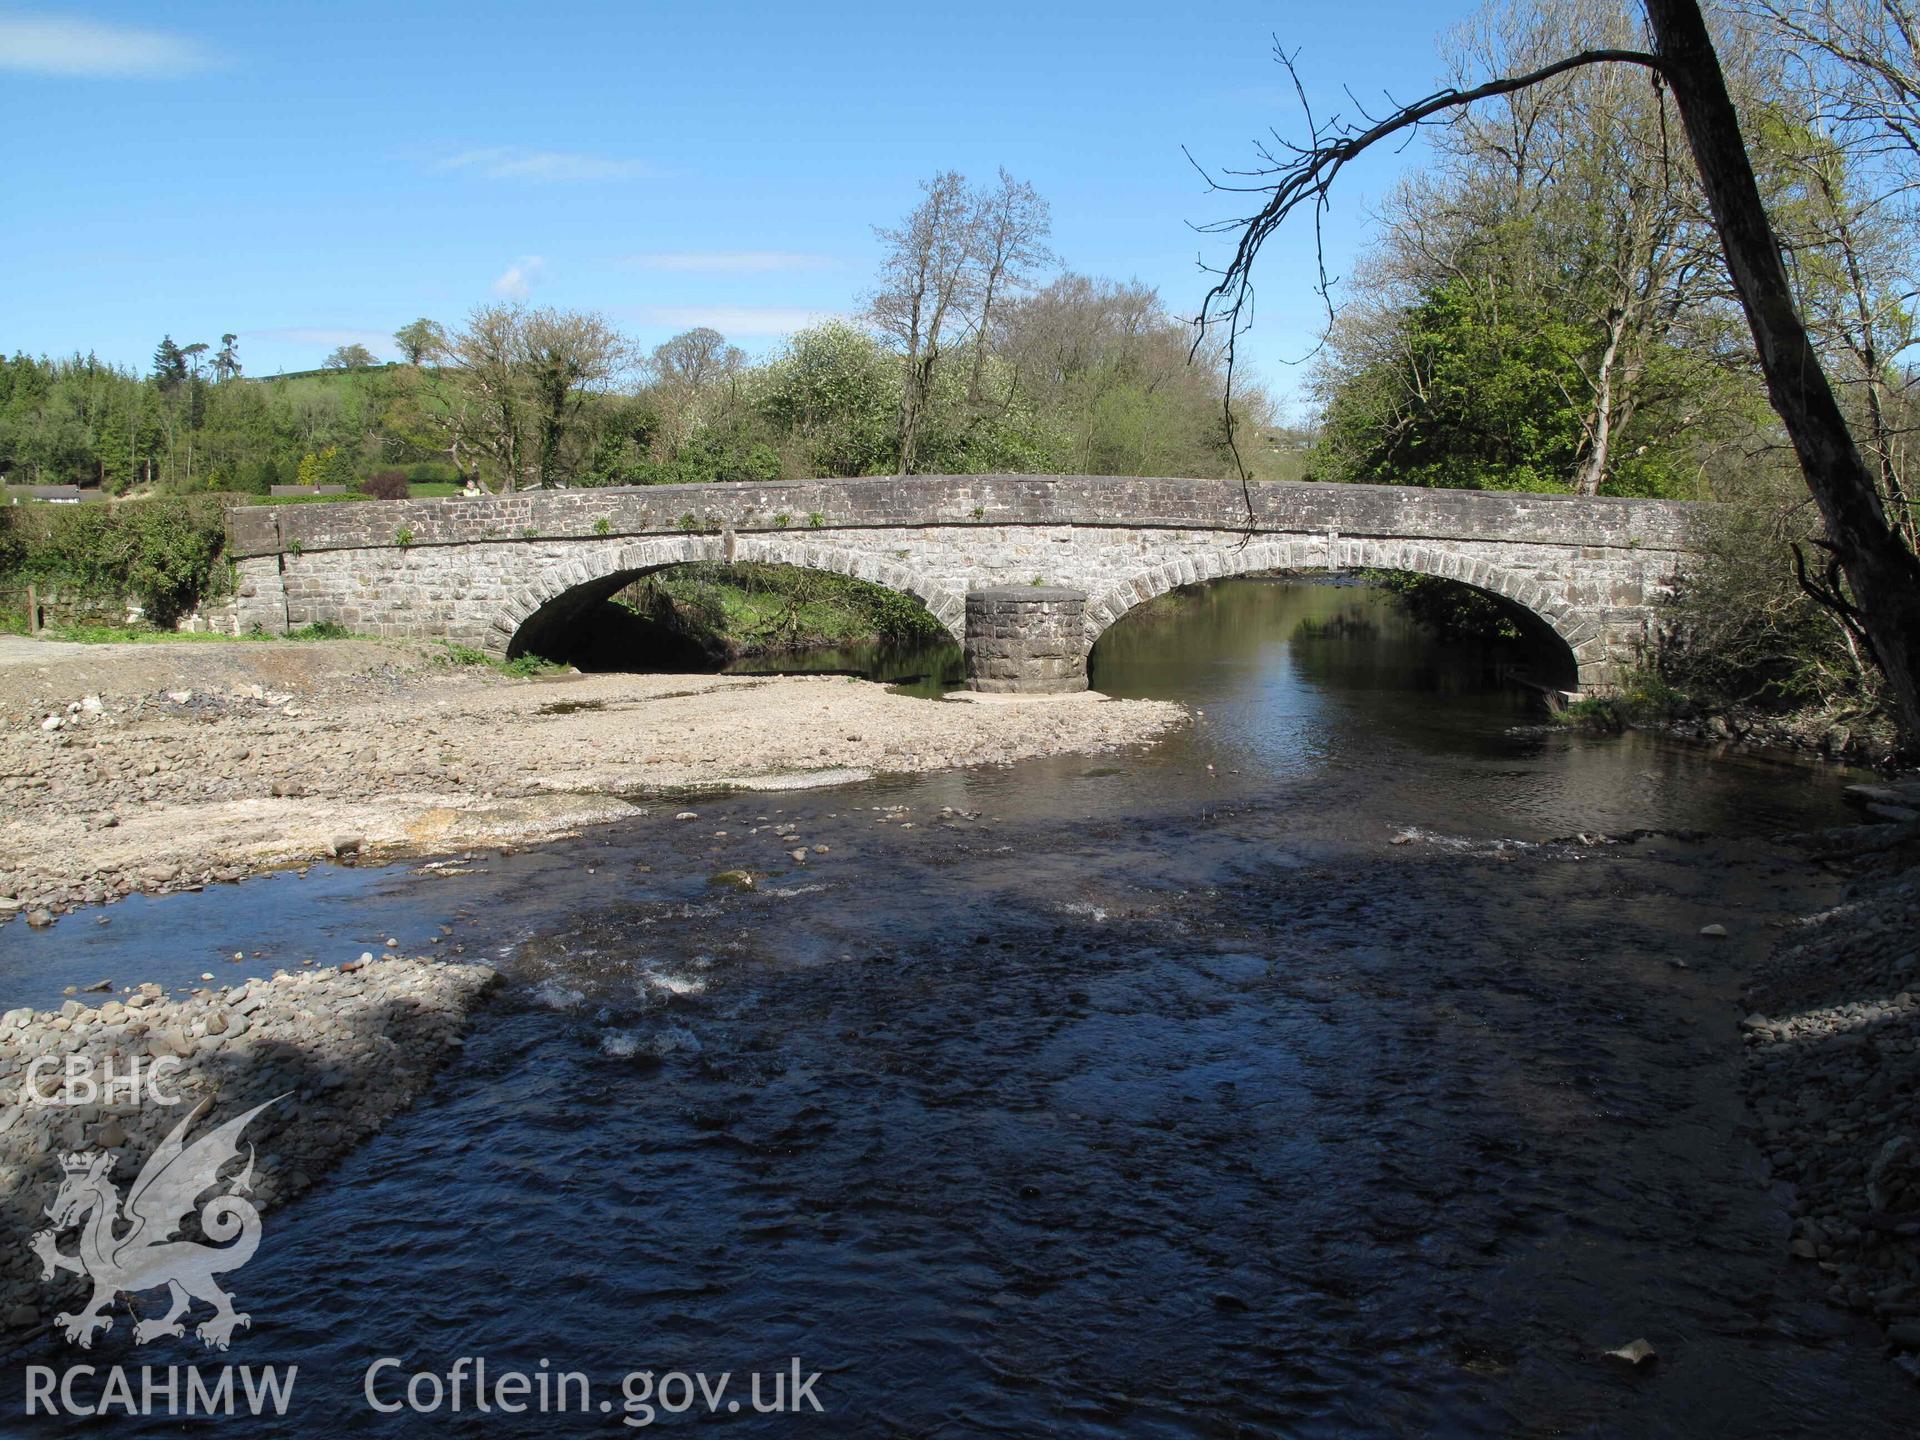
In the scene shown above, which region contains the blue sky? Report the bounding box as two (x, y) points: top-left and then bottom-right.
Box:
(1, 1), (1453, 408)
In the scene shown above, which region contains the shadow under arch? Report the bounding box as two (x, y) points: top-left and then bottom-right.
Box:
(1085, 538), (1592, 689)
(489, 536), (967, 664)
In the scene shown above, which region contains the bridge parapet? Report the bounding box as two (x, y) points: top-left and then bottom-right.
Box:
(224, 475), (1703, 696)
(227, 474), (1698, 559)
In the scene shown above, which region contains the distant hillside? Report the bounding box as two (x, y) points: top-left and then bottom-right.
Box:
(243, 362), (403, 384)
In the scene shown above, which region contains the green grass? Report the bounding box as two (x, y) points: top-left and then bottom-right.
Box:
(40, 623), (253, 645)
(500, 654), (567, 677)
(1553, 669), (1686, 731)
(29, 620), (358, 645)
(633, 563), (945, 655)
(681, 583), (890, 651)
(435, 641), (568, 678)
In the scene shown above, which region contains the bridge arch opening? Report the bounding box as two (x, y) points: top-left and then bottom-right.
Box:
(1087, 571), (1580, 699)
(1086, 542), (1592, 693)
(502, 550), (963, 684)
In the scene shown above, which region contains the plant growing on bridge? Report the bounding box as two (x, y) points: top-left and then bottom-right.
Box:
(593, 517), (612, 535)
(806, 512), (824, 528)
(394, 527), (414, 548)
(773, 513), (791, 528)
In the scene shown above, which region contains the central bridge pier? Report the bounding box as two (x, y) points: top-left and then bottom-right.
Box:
(223, 474), (1700, 696)
(964, 588), (1090, 694)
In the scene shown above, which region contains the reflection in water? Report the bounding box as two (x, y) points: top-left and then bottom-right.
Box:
(0, 580), (1902, 1437)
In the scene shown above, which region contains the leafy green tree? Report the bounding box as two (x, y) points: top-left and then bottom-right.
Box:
(754, 322), (900, 476)
(393, 318), (446, 366)
(1313, 280), (1593, 491)
(325, 343), (378, 370)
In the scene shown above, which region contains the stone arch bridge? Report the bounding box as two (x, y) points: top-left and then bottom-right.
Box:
(226, 475), (1700, 694)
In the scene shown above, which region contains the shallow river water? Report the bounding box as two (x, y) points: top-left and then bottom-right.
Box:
(1, 579), (1910, 1436)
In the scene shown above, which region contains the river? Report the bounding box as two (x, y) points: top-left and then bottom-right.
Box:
(1, 578), (1909, 1435)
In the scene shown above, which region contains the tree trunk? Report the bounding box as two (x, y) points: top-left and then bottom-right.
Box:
(1574, 308), (1628, 496)
(1645, 0), (1920, 746)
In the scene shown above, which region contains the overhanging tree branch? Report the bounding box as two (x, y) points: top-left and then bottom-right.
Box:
(1194, 47), (1665, 341)
(1194, 3), (1920, 751)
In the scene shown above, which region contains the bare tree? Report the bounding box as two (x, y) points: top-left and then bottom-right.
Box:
(1743, 0), (1920, 177)
(1196, 0), (1920, 747)
(1740, 0), (1920, 549)
(1774, 128), (1920, 547)
(966, 168), (1054, 402)
(869, 170), (982, 474)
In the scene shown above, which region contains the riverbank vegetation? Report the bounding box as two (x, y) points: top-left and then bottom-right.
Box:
(0, 493), (231, 627)
(1247, 0), (1920, 754)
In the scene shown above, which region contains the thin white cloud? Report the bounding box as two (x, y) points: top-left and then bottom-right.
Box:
(491, 256), (547, 299)
(633, 306), (850, 337)
(439, 147), (657, 182)
(0, 13), (212, 76)
(624, 251), (832, 274)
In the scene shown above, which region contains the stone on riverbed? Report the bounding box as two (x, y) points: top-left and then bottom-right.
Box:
(1604, 1339), (1658, 1368)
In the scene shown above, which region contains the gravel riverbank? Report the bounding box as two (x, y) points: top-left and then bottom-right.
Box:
(0, 637), (1185, 921)
(0, 956), (498, 1345)
(1742, 813), (1920, 1376)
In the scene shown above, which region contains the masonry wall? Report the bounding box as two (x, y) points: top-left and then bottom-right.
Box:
(228, 476), (1700, 692)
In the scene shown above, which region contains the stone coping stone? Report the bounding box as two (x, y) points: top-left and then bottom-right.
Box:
(967, 586), (1088, 602)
